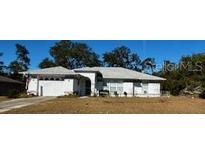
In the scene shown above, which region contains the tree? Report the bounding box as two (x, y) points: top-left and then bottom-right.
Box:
(39, 58), (56, 69)
(71, 42), (101, 68)
(8, 61), (22, 75)
(40, 40), (102, 69)
(50, 40), (73, 68)
(141, 58), (156, 73)
(156, 53), (205, 96)
(103, 46), (141, 71)
(0, 52), (4, 74)
(163, 60), (176, 73)
(9, 44), (30, 75)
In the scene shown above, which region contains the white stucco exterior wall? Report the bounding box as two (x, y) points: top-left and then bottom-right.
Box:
(27, 76), (161, 97)
(134, 82), (161, 97)
(147, 83), (161, 97)
(123, 82), (134, 97)
(27, 78), (38, 95)
(134, 83), (144, 96)
(102, 80), (161, 97)
(64, 79), (74, 93)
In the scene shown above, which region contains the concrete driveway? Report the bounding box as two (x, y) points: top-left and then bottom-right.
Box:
(0, 97), (56, 113)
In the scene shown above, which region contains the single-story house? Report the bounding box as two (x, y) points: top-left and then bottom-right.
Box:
(21, 66), (166, 97)
(0, 75), (24, 96)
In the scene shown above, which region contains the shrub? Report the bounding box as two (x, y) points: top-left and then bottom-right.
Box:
(8, 89), (20, 98)
(73, 91), (79, 96)
(114, 91), (118, 97)
(124, 92), (127, 97)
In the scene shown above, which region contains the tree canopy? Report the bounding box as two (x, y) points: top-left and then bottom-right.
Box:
(9, 44), (30, 75)
(40, 43), (157, 73)
(39, 40), (102, 69)
(103, 46), (142, 71)
(155, 53), (205, 96)
(39, 58), (56, 69)
(141, 58), (156, 73)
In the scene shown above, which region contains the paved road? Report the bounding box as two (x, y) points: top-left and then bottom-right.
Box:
(0, 97), (56, 113)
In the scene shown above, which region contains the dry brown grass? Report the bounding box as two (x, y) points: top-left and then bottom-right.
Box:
(0, 96), (10, 103)
(4, 96), (205, 114)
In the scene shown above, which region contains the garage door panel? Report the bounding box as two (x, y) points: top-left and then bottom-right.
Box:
(39, 81), (66, 96)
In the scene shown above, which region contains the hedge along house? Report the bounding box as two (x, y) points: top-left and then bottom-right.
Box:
(21, 66), (165, 97)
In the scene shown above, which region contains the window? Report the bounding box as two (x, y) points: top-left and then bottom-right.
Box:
(135, 82), (142, 87)
(117, 83), (123, 93)
(110, 83), (117, 92)
(103, 82), (109, 90)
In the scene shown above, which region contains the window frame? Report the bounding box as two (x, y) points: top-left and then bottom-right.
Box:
(108, 81), (124, 94)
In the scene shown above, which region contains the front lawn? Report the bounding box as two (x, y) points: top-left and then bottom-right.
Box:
(4, 96), (205, 114)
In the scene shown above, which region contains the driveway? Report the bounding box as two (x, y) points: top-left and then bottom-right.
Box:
(0, 97), (56, 113)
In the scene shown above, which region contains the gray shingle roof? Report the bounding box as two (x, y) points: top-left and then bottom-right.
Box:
(21, 66), (165, 81)
(21, 66), (78, 75)
(74, 67), (166, 81)
(0, 76), (24, 84)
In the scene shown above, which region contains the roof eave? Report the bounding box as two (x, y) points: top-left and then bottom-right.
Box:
(74, 70), (100, 73)
(103, 77), (166, 81)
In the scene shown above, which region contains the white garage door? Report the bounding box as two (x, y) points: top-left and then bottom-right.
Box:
(39, 81), (66, 96)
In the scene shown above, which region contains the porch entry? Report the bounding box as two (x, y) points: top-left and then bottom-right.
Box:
(85, 79), (91, 95)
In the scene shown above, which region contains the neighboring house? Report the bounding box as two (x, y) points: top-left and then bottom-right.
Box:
(21, 66), (166, 97)
(0, 75), (24, 96)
